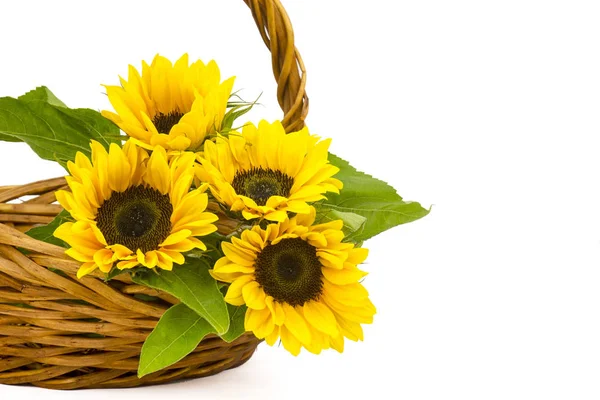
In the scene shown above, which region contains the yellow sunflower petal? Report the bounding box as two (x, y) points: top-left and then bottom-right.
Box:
(229, 236), (260, 253)
(337, 317), (364, 342)
(213, 261), (254, 275)
(107, 143), (131, 192)
(281, 303), (312, 346)
(221, 241), (256, 267)
(160, 238), (197, 253)
(303, 301), (339, 337)
(144, 251), (160, 269)
(93, 248), (115, 271)
(155, 251), (174, 271)
(242, 230), (265, 250)
(302, 327), (327, 355)
(266, 296), (286, 326)
(89, 141), (110, 200)
(264, 210), (288, 222)
(224, 275), (255, 306)
(347, 247), (369, 265)
(285, 200), (311, 215)
(88, 223), (108, 246)
(280, 325), (302, 356)
(242, 280), (267, 310)
(160, 249), (186, 265)
(53, 221), (74, 242)
(137, 249), (155, 268)
(65, 248), (94, 263)
(324, 281), (370, 304)
(244, 307), (274, 339)
(118, 259), (140, 270)
(77, 262), (98, 279)
(322, 266), (368, 285)
(329, 332), (345, 353)
(55, 190), (75, 214)
(265, 325), (280, 346)
(160, 229), (192, 247)
(107, 244), (133, 259)
(144, 146), (170, 194)
(189, 237), (208, 251)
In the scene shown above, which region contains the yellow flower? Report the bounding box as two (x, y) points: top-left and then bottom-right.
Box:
(211, 208), (375, 355)
(102, 54), (234, 152)
(54, 140), (218, 278)
(196, 120), (343, 222)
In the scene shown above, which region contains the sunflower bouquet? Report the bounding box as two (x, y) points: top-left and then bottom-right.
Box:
(0, 11), (426, 387)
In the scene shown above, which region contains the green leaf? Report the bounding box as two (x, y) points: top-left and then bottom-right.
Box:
(138, 303), (217, 377)
(105, 267), (129, 281)
(319, 154), (430, 242)
(221, 93), (261, 131)
(19, 86), (68, 108)
(0, 86), (67, 143)
(26, 209), (72, 247)
(132, 258), (230, 334)
(0, 131), (20, 142)
(222, 104), (254, 131)
(0, 94), (121, 167)
(133, 293), (161, 302)
(222, 105), (248, 131)
(220, 304), (247, 343)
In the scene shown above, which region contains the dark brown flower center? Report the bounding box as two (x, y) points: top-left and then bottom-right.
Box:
(231, 167), (294, 206)
(153, 111), (184, 134)
(96, 185), (173, 253)
(254, 238), (323, 306)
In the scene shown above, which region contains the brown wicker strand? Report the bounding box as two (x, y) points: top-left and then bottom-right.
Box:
(244, 0), (309, 132)
(0, 178), (66, 204)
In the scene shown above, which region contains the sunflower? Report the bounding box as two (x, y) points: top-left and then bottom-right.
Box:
(101, 54), (234, 152)
(196, 120), (343, 222)
(210, 209), (375, 355)
(54, 140), (218, 278)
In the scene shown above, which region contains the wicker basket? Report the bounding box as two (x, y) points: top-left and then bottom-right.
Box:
(0, 0), (307, 390)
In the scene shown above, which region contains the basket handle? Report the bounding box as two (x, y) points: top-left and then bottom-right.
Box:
(243, 0), (308, 133)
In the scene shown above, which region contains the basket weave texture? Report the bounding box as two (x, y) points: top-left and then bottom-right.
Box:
(0, 0), (308, 390)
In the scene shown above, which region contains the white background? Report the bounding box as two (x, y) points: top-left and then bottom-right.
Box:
(1, 0), (600, 399)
